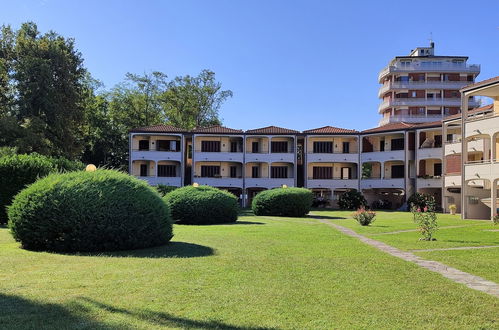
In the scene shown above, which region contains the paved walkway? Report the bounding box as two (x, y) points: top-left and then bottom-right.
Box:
(411, 245), (499, 252)
(312, 218), (499, 298)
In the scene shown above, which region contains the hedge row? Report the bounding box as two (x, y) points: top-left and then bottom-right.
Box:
(252, 187), (313, 217)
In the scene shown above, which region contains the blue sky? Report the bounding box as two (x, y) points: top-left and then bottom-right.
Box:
(1, 0), (498, 130)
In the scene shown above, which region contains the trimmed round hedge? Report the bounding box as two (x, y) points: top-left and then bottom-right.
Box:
(164, 185), (238, 224)
(252, 187), (313, 217)
(0, 154), (84, 223)
(8, 170), (172, 252)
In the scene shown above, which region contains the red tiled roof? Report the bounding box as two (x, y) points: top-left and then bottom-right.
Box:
(414, 121), (442, 129)
(130, 124), (186, 133)
(302, 126), (359, 134)
(246, 125), (299, 134)
(361, 122), (415, 134)
(461, 76), (499, 92)
(191, 125), (243, 134)
(442, 104), (494, 122)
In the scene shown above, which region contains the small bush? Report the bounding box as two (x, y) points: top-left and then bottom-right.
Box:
(156, 184), (178, 197)
(165, 185), (238, 224)
(0, 154), (84, 223)
(8, 170), (172, 252)
(493, 214), (499, 225)
(252, 187), (313, 217)
(352, 208), (376, 226)
(338, 190), (367, 210)
(411, 205), (438, 241)
(407, 192), (435, 212)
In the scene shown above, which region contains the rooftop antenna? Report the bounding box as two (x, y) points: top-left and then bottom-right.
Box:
(429, 32), (435, 48)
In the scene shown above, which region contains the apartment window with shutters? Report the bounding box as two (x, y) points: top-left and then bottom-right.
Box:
(271, 166), (288, 178)
(342, 141), (350, 153)
(313, 141), (333, 153)
(391, 138), (405, 151)
(230, 166), (237, 178)
(201, 166), (220, 177)
(201, 141), (220, 152)
(313, 167), (332, 179)
(271, 141), (288, 153)
(158, 165), (176, 177)
(140, 164), (148, 176)
(157, 140), (180, 151)
(230, 141), (239, 152)
(138, 140), (149, 151)
(251, 166), (259, 178)
(252, 141), (259, 153)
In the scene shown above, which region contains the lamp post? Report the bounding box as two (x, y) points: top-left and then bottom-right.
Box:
(85, 164), (97, 172)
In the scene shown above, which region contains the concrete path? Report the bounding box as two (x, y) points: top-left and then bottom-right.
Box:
(313, 218), (499, 298)
(411, 245), (499, 252)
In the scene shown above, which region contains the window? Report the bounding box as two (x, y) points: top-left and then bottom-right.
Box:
(271, 166), (288, 178)
(341, 167), (351, 179)
(391, 165), (405, 178)
(251, 166), (259, 178)
(434, 163), (442, 177)
(391, 138), (405, 151)
(158, 165), (176, 177)
(230, 166), (237, 178)
(419, 107), (425, 114)
(446, 134), (453, 142)
(201, 166), (220, 177)
(342, 141), (350, 153)
(379, 140), (385, 152)
(434, 135), (442, 148)
(252, 141), (259, 153)
(140, 164), (148, 176)
(271, 141), (288, 153)
(313, 167), (332, 179)
(411, 91), (417, 98)
(313, 141), (333, 153)
(201, 141), (220, 152)
(230, 141), (239, 152)
(138, 140), (149, 151)
(157, 140), (180, 151)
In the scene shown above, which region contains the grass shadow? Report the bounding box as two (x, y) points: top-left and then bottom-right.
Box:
(307, 215), (346, 220)
(175, 220), (264, 226)
(73, 242), (215, 259)
(80, 297), (276, 330)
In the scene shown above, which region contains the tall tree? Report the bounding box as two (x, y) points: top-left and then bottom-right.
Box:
(163, 69), (232, 130)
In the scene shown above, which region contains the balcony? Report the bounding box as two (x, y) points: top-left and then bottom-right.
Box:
(306, 178), (358, 189)
(245, 177), (295, 189)
(194, 176), (244, 188)
(138, 176), (182, 186)
(417, 176), (442, 188)
(418, 147), (442, 160)
(378, 63), (480, 82)
(361, 178), (405, 189)
(379, 114), (444, 126)
(444, 174), (461, 188)
(245, 152), (295, 163)
(378, 98), (479, 113)
(378, 80), (472, 97)
(464, 161), (499, 182)
(361, 150), (405, 162)
(306, 152), (358, 163)
(444, 141), (461, 155)
(194, 151), (244, 162)
(131, 149), (182, 162)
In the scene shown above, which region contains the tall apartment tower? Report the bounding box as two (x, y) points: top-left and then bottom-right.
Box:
(377, 42), (480, 126)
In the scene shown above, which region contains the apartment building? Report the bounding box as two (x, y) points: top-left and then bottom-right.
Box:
(378, 42), (480, 126)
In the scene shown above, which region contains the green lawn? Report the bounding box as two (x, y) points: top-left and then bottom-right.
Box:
(0, 212), (498, 329)
(311, 209), (499, 283)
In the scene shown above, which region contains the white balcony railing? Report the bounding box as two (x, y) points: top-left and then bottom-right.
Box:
(194, 177), (244, 188)
(245, 178), (295, 189)
(379, 63), (480, 81)
(131, 150), (182, 162)
(306, 178), (358, 189)
(378, 80), (472, 97)
(379, 114), (444, 126)
(379, 98), (479, 112)
(138, 176), (182, 186)
(306, 153), (358, 163)
(360, 178), (405, 189)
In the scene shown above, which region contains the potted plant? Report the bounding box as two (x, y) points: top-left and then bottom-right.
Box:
(448, 204), (457, 215)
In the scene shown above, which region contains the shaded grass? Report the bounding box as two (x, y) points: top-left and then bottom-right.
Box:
(0, 215), (498, 329)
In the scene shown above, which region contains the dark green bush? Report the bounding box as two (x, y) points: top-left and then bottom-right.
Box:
(407, 192), (436, 211)
(156, 184), (178, 197)
(0, 154), (84, 223)
(8, 170), (172, 252)
(338, 190), (367, 210)
(164, 185), (238, 224)
(252, 187), (313, 217)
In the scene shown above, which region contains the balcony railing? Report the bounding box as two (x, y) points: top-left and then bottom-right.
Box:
(379, 114), (445, 126)
(378, 80), (472, 97)
(379, 63), (480, 81)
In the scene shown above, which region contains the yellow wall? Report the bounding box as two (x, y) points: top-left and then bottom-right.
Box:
(245, 137), (269, 153)
(306, 136), (358, 153)
(131, 160), (155, 176)
(245, 162), (269, 178)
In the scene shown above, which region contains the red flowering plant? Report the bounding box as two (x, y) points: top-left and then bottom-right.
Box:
(411, 202), (438, 241)
(352, 207), (376, 226)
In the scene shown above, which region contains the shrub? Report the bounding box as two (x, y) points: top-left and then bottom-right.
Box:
(411, 205), (438, 241)
(338, 190), (367, 210)
(8, 170), (172, 252)
(165, 185), (238, 224)
(407, 192), (435, 212)
(0, 154), (84, 224)
(352, 208), (376, 226)
(371, 199), (392, 210)
(156, 184), (178, 197)
(252, 187), (313, 217)
(493, 214), (499, 225)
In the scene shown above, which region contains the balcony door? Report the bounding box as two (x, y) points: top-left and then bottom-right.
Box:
(140, 164), (148, 177)
(341, 167), (351, 179)
(252, 142), (259, 153)
(391, 165), (404, 179)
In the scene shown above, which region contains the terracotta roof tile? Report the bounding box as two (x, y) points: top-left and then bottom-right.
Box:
(302, 126), (359, 134)
(130, 124), (186, 133)
(461, 76), (499, 92)
(414, 121), (443, 129)
(246, 125), (299, 134)
(361, 122), (415, 134)
(442, 104), (494, 122)
(192, 125), (243, 134)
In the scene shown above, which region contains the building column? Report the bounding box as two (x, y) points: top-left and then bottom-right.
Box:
(461, 93), (469, 219)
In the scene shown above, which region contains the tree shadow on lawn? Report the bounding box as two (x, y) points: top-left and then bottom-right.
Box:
(175, 220), (265, 226)
(74, 241), (215, 259)
(79, 297), (276, 330)
(307, 214), (346, 220)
